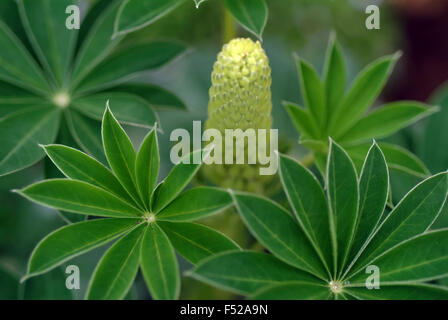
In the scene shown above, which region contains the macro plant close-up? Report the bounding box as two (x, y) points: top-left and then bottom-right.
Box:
(1, 0), (448, 307)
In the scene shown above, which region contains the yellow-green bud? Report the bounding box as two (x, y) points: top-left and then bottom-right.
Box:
(206, 38), (272, 132)
(203, 38), (274, 194)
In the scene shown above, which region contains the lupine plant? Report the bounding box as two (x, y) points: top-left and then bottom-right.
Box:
(189, 141), (448, 299)
(285, 35), (436, 177)
(0, 0), (185, 176)
(16, 106), (239, 300)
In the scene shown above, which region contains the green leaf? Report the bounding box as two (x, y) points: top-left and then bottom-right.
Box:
(347, 143), (389, 268)
(71, 1), (122, 88)
(252, 282), (330, 300)
(0, 79), (36, 103)
(141, 223), (179, 300)
(158, 221), (240, 264)
(0, 0), (29, 50)
(65, 110), (106, 164)
(327, 140), (359, 275)
(157, 187), (232, 222)
(113, 0), (186, 37)
(76, 41), (186, 94)
(109, 83), (186, 110)
(0, 105), (60, 176)
(102, 106), (141, 206)
(152, 148), (209, 213)
(278, 153), (332, 274)
(345, 284), (448, 300)
(72, 92), (158, 128)
(18, 0), (77, 86)
(350, 229), (448, 284)
(43, 144), (135, 205)
(189, 251), (322, 295)
(330, 53), (401, 136)
(295, 56), (326, 128)
(283, 101), (320, 139)
(350, 171), (448, 276)
(135, 126), (159, 209)
(77, 0), (113, 47)
(324, 34), (346, 117)
(340, 102), (437, 143)
(231, 192), (327, 280)
(346, 142), (430, 179)
(86, 224), (145, 300)
(0, 20), (50, 94)
(419, 85), (448, 173)
(24, 218), (138, 280)
(223, 0), (268, 41)
(17, 179), (142, 218)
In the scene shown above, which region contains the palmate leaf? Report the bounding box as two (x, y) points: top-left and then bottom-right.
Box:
(0, 0), (185, 177)
(18, 106), (237, 300)
(286, 35), (435, 179)
(191, 142), (448, 300)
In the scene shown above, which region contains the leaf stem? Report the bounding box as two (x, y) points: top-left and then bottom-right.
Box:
(222, 6), (236, 44)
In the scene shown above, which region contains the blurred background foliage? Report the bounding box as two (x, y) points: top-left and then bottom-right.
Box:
(1, 0), (448, 299)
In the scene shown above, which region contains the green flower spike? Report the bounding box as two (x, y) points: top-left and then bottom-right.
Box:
(203, 38), (274, 194)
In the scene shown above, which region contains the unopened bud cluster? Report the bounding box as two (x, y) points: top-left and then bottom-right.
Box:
(203, 38), (274, 193)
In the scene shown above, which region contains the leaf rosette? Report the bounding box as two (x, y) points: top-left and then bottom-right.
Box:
(17, 106), (239, 300)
